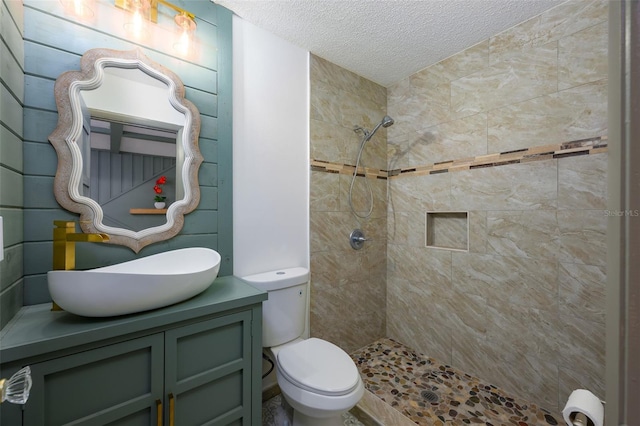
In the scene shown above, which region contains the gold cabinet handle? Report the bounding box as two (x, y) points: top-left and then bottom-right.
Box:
(155, 399), (163, 426)
(169, 393), (175, 426)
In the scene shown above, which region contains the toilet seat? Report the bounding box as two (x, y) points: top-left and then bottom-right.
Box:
(276, 338), (360, 396)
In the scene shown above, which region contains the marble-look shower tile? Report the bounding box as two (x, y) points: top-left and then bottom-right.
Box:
(489, 303), (561, 363)
(486, 210), (559, 260)
(451, 160), (557, 211)
(310, 54), (386, 107)
(556, 313), (606, 385)
(468, 211), (488, 254)
(356, 75), (386, 109)
(387, 130), (424, 170)
(386, 274), (452, 363)
(451, 42), (557, 118)
(489, 13), (544, 64)
(339, 175), (387, 219)
(310, 282), (385, 353)
(356, 129), (388, 172)
(406, 113), (487, 166)
(489, 0), (608, 65)
(311, 54), (361, 93)
(442, 289), (497, 339)
(341, 90), (387, 135)
(559, 262), (606, 324)
(557, 210), (607, 266)
(360, 216), (388, 248)
(451, 252), (558, 311)
(558, 152), (607, 210)
(386, 77), (411, 106)
(310, 249), (365, 290)
(387, 210), (425, 247)
(360, 242), (387, 283)
(487, 79), (608, 152)
(311, 80), (344, 126)
(452, 337), (560, 412)
(310, 211), (357, 252)
(387, 83), (452, 138)
(310, 118), (350, 163)
(424, 40), (490, 82)
(388, 172), (451, 214)
(387, 244), (452, 286)
(559, 21), (608, 89)
(310, 170), (340, 212)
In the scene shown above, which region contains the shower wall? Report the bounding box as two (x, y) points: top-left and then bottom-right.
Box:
(386, 0), (608, 413)
(309, 56), (387, 352)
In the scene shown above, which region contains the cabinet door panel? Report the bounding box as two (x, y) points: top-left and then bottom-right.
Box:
(104, 408), (152, 426)
(175, 371), (243, 425)
(165, 311), (252, 426)
(25, 334), (164, 426)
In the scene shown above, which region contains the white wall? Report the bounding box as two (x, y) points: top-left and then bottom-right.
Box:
(232, 16), (310, 277)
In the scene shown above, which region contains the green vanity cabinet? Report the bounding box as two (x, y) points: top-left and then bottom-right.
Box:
(0, 277), (267, 426)
(25, 334), (165, 425)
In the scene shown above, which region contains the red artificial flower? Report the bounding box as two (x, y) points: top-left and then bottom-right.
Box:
(156, 176), (167, 185)
(153, 185), (163, 194)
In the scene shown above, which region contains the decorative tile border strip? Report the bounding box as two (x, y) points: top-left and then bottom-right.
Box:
(310, 160), (388, 179)
(310, 136), (608, 180)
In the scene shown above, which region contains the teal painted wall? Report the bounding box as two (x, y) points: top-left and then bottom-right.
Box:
(16, 0), (233, 308)
(0, 0), (25, 328)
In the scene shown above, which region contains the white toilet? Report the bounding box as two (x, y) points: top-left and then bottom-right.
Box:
(241, 267), (364, 426)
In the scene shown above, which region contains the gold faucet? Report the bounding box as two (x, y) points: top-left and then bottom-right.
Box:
(52, 221), (110, 310)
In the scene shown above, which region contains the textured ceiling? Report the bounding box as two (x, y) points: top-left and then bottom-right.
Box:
(215, 0), (565, 87)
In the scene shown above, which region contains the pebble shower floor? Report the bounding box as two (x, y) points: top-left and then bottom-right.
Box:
(350, 338), (562, 426)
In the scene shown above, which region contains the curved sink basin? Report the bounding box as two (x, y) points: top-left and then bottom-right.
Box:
(47, 248), (221, 317)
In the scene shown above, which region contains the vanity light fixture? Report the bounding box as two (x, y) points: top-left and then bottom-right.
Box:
(60, 0), (94, 20)
(173, 11), (197, 55)
(122, 0), (151, 40)
(116, 0), (197, 53)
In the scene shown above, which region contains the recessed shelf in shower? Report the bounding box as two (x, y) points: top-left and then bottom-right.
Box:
(425, 211), (469, 252)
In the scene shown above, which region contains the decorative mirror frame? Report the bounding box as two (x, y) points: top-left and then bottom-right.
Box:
(49, 48), (202, 253)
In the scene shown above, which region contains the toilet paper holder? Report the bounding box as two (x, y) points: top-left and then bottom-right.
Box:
(569, 412), (592, 426)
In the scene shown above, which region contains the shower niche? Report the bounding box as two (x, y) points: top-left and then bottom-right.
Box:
(425, 211), (469, 251)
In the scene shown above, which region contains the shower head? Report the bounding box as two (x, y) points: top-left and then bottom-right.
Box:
(363, 115), (394, 142)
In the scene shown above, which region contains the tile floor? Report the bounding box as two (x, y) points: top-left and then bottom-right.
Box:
(262, 394), (364, 426)
(351, 338), (563, 426)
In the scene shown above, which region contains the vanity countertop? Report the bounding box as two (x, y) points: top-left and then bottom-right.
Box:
(0, 276), (266, 364)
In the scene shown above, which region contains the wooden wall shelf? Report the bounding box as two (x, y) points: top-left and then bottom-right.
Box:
(129, 208), (167, 215)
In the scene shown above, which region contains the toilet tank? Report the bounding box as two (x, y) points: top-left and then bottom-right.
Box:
(240, 267), (309, 348)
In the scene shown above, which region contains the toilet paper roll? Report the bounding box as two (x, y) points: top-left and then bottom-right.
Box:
(562, 389), (604, 426)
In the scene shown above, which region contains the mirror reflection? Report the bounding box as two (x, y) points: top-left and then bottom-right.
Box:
(49, 48), (202, 252)
(80, 63), (186, 232)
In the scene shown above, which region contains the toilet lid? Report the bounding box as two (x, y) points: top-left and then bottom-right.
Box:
(276, 338), (360, 396)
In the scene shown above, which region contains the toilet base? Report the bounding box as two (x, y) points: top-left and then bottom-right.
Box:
(292, 410), (344, 426)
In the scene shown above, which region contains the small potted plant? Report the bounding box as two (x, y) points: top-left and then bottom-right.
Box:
(153, 175), (167, 209)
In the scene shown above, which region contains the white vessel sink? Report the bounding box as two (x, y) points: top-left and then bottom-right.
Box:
(47, 247), (221, 317)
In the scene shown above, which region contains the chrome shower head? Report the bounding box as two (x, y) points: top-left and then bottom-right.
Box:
(363, 115), (395, 142)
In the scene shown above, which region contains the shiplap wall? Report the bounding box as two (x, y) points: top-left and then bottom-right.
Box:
(16, 0), (232, 308)
(0, 0), (25, 328)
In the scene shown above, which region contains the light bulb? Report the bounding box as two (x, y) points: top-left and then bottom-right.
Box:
(60, 0), (93, 20)
(123, 0), (150, 40)
(173, 13), (196, 56)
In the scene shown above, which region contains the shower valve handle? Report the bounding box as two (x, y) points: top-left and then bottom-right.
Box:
(349, 229), (368, 250)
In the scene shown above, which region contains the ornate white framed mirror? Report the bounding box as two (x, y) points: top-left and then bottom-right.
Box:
(49, 48), (202, 252)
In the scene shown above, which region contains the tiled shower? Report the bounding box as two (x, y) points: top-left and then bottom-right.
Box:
(309, 0), (607, 415)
